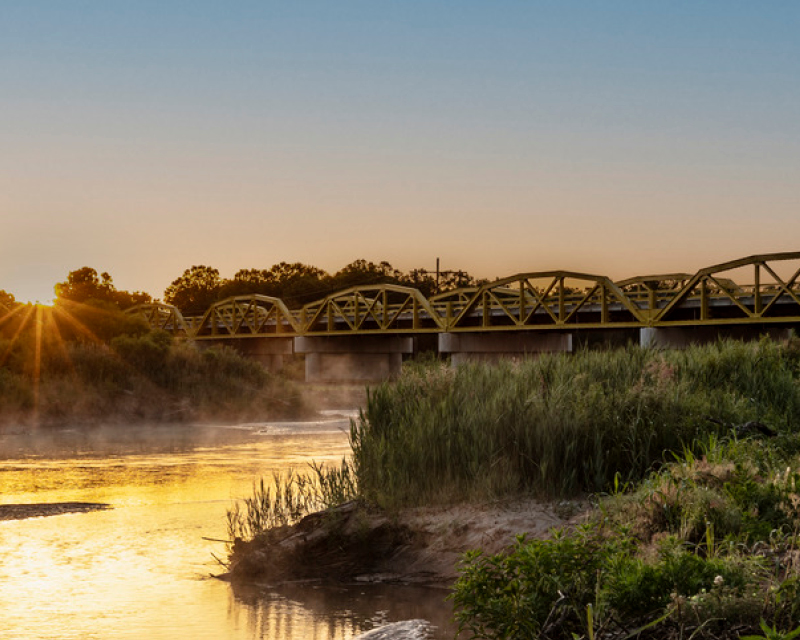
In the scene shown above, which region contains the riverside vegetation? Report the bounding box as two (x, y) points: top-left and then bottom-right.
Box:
(229, 338), (800, 639)
(0, 303), (307, 426)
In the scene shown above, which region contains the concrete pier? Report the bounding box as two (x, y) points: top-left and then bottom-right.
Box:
(438, 332), (573, 365)
(294, 336), (413, 382)
(219, 337), (295, 373)
(640, 325), (794, 349)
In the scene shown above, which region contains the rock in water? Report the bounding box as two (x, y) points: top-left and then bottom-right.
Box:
(355, 619), (434, 640)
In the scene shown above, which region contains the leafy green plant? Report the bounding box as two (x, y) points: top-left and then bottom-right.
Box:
(451, 433), (800, 640)
(741, 620), (800, 640)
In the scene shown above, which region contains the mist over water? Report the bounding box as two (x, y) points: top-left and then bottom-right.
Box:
(0, 415), (455, 639)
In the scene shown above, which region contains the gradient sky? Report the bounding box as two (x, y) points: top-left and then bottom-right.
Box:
(1, 1), (798, 303)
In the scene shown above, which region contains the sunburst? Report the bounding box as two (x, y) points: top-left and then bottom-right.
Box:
(0, 300), (142, 426)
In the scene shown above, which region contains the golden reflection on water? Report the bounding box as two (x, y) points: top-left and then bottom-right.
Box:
(0, 420), (454, 640)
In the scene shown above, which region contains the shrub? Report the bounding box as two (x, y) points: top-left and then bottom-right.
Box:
(451, 437), (800, 640)
(0, 332), (308, 425)
(111, 330), (172, 379)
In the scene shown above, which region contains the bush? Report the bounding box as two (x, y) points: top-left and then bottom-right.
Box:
(452, 526), (615, 639)
(451, 436), (800, 640)
(0, 331), (308, 425)
(111, 330), (172, 379)
(0, 368), (33, 411)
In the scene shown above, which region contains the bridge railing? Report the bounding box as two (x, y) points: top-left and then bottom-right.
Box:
(429, 288), (479, 324)
(614, 274), (694, 319)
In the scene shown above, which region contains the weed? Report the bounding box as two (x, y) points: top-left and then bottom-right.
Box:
(741, 620), (800, 640)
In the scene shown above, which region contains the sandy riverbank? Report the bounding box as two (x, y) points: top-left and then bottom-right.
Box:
(225, 497), (588, 588)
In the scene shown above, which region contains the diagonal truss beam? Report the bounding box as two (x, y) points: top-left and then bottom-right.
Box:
(448, 271), (645, 330)
(194, 295), (299, 338)
(300, 284), (444, 334)
(124, 251), (800, 339)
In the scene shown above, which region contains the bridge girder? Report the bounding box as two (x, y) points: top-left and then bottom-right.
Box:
(429, 287), (479, 323)
(125, 302), (189, 336)
(193, 295), (299, 339)
(446, 271), (645, 331)
(300, 284), (444, 334)
(653, 252), (800, 325)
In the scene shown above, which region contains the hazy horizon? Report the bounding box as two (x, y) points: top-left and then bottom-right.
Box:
(2, 2), (798, 303)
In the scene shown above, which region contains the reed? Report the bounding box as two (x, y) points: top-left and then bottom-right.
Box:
(352, 338), (800, 506)
(226, 459), (357, 542)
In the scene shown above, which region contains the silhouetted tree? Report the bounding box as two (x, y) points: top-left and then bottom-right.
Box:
(398, 269), (439, 297)
(53, 298), (150, 342)
(329, 260), (403, 291)
(270, 262), (329, 307)
(163, 265), (223, 316)
(219, 262), (329, 308)
(163, 259), (482, 315)
(220, 268), (275, 298)
(0, 289), (16, 312)
(436, 269), (482, 292)
(54, 267), (151, 309)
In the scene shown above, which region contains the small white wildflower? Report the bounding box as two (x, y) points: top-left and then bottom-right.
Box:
(714, 575), (724, 587)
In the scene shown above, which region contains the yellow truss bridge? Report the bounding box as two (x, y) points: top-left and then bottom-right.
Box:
(126, 252), (800, 339)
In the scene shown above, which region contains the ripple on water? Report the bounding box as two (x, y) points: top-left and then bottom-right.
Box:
(0, 420), (455, 639)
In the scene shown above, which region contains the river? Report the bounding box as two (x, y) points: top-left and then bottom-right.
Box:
(0, 413), (456, 639)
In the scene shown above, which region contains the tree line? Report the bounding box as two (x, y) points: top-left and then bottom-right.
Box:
(163, 260), (480, 315)
(0, 259), (482, 317)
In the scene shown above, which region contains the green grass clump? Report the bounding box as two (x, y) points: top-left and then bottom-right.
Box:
(226, 459), (358, 543)
(451, 436), (800, 640)
(352, 339), (800, 506)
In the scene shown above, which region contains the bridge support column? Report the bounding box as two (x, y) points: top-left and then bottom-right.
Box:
(294, 336), (413, 383)
(217, 338), (294, 373)
(640, 326), (794, 349)
(439, 332), (573, 365)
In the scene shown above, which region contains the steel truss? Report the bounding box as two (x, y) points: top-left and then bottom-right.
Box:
(121, 252), (800, 338)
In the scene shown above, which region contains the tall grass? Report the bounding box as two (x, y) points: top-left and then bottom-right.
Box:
(226, 459), (358, 542)
(351, 338), (800, 505)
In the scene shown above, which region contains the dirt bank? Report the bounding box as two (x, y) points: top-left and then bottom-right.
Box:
(225, 497), (587, 587)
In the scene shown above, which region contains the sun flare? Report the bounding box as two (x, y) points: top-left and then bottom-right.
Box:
(0, 300), (126, 425)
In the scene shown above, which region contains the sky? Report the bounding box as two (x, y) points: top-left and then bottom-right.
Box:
(1, 1), (798, 303)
